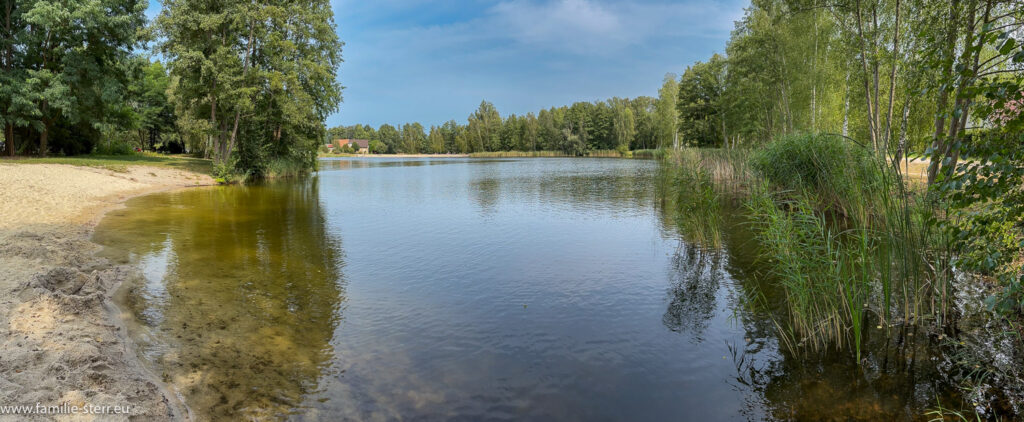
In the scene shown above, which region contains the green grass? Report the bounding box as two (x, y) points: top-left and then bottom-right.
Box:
(2, 152), (213, 175)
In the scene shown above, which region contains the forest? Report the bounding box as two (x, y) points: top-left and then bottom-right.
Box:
(0, 0), (343, 177)
(328, 96), (672, 156)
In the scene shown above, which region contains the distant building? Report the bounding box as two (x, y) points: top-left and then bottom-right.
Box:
(335, 139), (370, 154)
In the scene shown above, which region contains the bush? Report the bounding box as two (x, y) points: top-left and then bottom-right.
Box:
(94, 140), (137, 155)
(750, 133), (884, 215)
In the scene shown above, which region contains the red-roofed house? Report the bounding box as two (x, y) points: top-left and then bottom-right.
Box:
(335, 139), (370, 154)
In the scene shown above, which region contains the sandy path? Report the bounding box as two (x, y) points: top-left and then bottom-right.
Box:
(0, 164), (214, 421)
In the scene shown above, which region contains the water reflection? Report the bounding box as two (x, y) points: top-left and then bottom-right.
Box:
(95, 179), (344, 420)
(652, 164), (971, 420)
(464, 159), (658, 217)
(663, 243), (724, 341)
(91, 158), (977, 421)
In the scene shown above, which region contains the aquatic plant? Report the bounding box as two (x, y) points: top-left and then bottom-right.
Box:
(656, 148), (724, 248)
(662, 133), (955, 361)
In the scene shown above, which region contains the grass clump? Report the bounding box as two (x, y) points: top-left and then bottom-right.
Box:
(750, 133), (884, 215)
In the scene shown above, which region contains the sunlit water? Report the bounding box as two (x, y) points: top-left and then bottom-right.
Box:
(94, 158), (962, 421)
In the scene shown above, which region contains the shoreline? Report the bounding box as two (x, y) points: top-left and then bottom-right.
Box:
(319, 153), (470, 158)
(0, 163), (215, 421)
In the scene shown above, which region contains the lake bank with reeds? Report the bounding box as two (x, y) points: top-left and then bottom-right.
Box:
(655, 136), (1024, 418)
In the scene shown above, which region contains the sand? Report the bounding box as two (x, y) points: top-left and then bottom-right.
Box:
(0, 163), (214, 421)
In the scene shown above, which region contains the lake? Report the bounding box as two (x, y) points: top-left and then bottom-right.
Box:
(93, 157), (961, 421)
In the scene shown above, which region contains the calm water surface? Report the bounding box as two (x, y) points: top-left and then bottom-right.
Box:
(94, 158), (958, 421)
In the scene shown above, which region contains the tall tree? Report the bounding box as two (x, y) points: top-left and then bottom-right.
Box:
(655, 74), (680, 148)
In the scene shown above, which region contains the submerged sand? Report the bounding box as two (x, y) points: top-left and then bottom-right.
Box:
(0, 163), (214, 421)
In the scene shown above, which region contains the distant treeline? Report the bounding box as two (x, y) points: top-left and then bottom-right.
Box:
(329, 93), (681, 155)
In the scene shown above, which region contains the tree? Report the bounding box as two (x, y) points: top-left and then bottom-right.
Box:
(1, 0), (146, 156)
(158, 0), (343, 175)
(677, 54), (726, 147)
(428, 126), (445, 153)
(377, 124), (400, 153)
(368, 139), (385, 154)
(655, 74), (680, 148)
(611, 99), (636, 152)
(128, 59), (177, 151)
(467, 100), (501, 152)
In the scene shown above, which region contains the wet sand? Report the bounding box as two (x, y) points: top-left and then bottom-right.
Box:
(0, 163), (213, 421)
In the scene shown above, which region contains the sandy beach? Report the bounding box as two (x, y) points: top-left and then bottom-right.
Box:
(0, 163), (214, 421)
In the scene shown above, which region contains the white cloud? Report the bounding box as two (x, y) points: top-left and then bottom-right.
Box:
(491, 0), (628, 53)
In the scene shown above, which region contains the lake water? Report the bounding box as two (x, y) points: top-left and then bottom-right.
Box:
(94, 158), (962, 421)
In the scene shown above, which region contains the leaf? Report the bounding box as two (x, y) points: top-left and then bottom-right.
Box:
(999, 38), (1016, 55)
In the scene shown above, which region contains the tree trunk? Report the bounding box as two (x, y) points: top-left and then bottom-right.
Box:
(855, 0), (879, 152)
(871, 3), (881, 152)
(882, 0), (902, 151)
(893, 99), (910, 166)
(226, 22), (256, 161)
(842, 71), (850, 137)
(208, 89), (217, 160)
(811, 0), (818, 131)
(942, 0), (991, 181)
(39, 122), (47, 157)
(927, 0), (961, 186)
(4, 124), (13, 156)
(39, 101), (48, 157)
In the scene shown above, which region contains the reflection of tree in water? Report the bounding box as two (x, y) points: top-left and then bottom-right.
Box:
(97, 178), (346, 420)
(468, 161), (658, 216)
(470, 177), (501, 215)
(662, 242), (724, 341)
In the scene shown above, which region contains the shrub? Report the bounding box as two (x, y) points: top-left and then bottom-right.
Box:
(750, 133), (884, 215)
(94, 140), (137, 155)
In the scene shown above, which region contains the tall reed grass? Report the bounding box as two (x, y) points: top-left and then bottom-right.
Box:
(656, 149), (724, 248)
(660, 133), (954, 360)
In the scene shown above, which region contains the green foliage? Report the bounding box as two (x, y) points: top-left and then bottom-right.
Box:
(939, 131), (1024, 313)
(750, 133), (884, 214)
(368, 140), (386, 154)
(677, 54), (726, 147)
(212, 162), (236, 184)
(0, 0), (147, 156)
(330, 93), (668, 155)
(157, 0), (343, 175)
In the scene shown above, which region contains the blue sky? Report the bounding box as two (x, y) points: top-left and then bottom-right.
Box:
(146, 0), (749, 128)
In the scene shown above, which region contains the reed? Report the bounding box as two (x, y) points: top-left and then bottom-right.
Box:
(662, 133), (953, 359)
(656, 148), (725, 248)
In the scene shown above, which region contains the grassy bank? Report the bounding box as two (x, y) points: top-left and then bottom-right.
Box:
(3, 153), (213, 175)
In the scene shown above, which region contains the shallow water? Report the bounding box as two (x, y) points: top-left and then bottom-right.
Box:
(94, 158), (964, 421)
